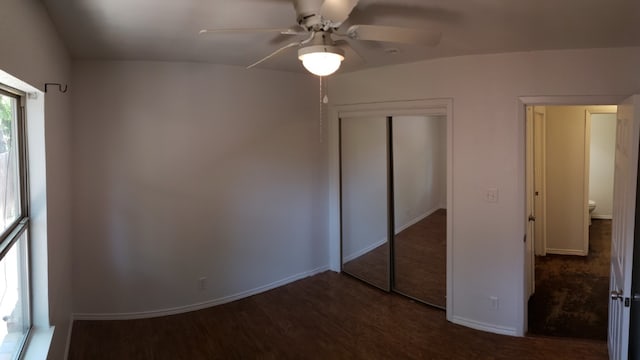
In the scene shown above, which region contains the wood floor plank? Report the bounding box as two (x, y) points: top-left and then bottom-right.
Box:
(68, 272), (608, 359)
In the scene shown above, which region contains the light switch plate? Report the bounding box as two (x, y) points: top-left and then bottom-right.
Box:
(486, 188), (499, 203)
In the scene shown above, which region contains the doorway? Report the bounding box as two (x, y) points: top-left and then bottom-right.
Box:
(525, 104), (616, 340)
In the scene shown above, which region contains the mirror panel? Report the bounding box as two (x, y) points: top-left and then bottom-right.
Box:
(340, 116), (390, 291)
(392, 115), (447, 307)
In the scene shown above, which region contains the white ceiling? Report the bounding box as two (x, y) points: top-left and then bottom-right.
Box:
(41, 0), (640, 74)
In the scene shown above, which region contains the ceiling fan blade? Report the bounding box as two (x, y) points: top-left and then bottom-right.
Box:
(320, 0), (359, 25)
(247, 42), (301, 69)
(346, 25), (442, 46)
(199, 28), (294, 35)
(280, 30), (309, 36)
(334, 40), (365, 65)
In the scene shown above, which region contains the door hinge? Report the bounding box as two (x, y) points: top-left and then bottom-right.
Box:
(625, 297), (631, 307)
(528, 215), (536, 222)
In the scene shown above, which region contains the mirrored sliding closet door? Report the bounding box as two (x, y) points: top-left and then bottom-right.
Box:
(340, 116), (390, 291)
(340, 113), (448, 308)
(392, 115), (447, 308)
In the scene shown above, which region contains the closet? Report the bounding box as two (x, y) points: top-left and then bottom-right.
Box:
(340, 113), (447, 308)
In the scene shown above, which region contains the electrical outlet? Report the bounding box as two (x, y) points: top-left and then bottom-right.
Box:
(198, 277), (207, 291)
(490, 296), (499, 310)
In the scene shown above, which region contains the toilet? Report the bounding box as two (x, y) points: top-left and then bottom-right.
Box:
(588, 200), (596, 225)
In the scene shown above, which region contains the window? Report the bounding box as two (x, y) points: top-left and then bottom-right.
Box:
(0, 87), (30, 359)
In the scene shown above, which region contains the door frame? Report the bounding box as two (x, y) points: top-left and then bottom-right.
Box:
(518, 95), (625, 335)
(532, 106), (547, 257)
(328, 98), (453, 319)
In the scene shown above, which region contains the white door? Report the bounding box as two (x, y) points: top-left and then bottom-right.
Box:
(526, 107), (535, 297)
(533, 107), (547, 256)
(609, 95), (640, 360)
(525, 106), (548, 298)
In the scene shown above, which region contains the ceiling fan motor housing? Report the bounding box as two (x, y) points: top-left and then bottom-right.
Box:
(294, 0), (324, 29)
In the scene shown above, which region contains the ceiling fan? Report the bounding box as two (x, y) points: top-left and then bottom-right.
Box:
(199, 0), (442, 76)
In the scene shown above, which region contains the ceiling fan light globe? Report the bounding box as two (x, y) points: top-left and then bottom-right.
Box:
(299, 51), (344, 76)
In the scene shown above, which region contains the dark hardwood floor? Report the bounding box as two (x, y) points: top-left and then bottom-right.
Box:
(395, 209), (446, 306)
(343, 209), (446, 307)
(69, 271), (607, 359)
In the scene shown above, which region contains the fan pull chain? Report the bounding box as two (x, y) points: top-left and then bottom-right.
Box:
(319, 76), (324, 143)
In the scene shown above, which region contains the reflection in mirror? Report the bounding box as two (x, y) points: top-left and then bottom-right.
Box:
(392, 115), (447, 307)
(340, 116), (390, 290)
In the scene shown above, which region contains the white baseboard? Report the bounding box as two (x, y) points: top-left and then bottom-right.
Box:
(343, 239), (386, 262)
(63, 317), (73, 359)
(546, 248), (587, 256)
(451, 316), (518, 337)
(395, 207), (441, 234)
(592, 214), (612, 220)
(73, 265), (330, 321)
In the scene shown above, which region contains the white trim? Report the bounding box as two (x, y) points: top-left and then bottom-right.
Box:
(22, 326), (54, 360)
(63, 317), (73, 360)
(394, 207), (440, 234)
(525, 107), (535, 298)
(592, 214), (613, 220)
(451, 316), (518, 337)
(73, 265), (330, 321)
(546, 248), (588, 256)
(519, 95), (626, 106)
(538, 108), (548, 257)
(343, 239), (387, 262)
(332, 98), (453, 114)
(583, 110), (592, 256)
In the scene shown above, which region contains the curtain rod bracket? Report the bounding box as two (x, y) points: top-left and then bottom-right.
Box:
(44, 83), (68, 93)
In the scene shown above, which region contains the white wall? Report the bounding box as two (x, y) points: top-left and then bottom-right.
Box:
(329, 47), (640, 335)
(0, 1), (72, 359)
(340, 116), (388, 260)
(71, 60), (327, 315)
(393, 115), (447, 231)
(589, 113), (616, 218)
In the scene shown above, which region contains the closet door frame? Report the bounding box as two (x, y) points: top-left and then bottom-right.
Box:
(328, 99), (453, 319)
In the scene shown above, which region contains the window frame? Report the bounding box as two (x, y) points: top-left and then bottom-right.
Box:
(0, 83), (31, 359)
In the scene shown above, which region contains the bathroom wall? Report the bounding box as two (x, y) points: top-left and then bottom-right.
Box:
(544, 105), (616, 255)
(589, 113), (617, 219)
(544, 106), (588, 255)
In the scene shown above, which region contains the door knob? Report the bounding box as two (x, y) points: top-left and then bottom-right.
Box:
(611, 290), (624, 301)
